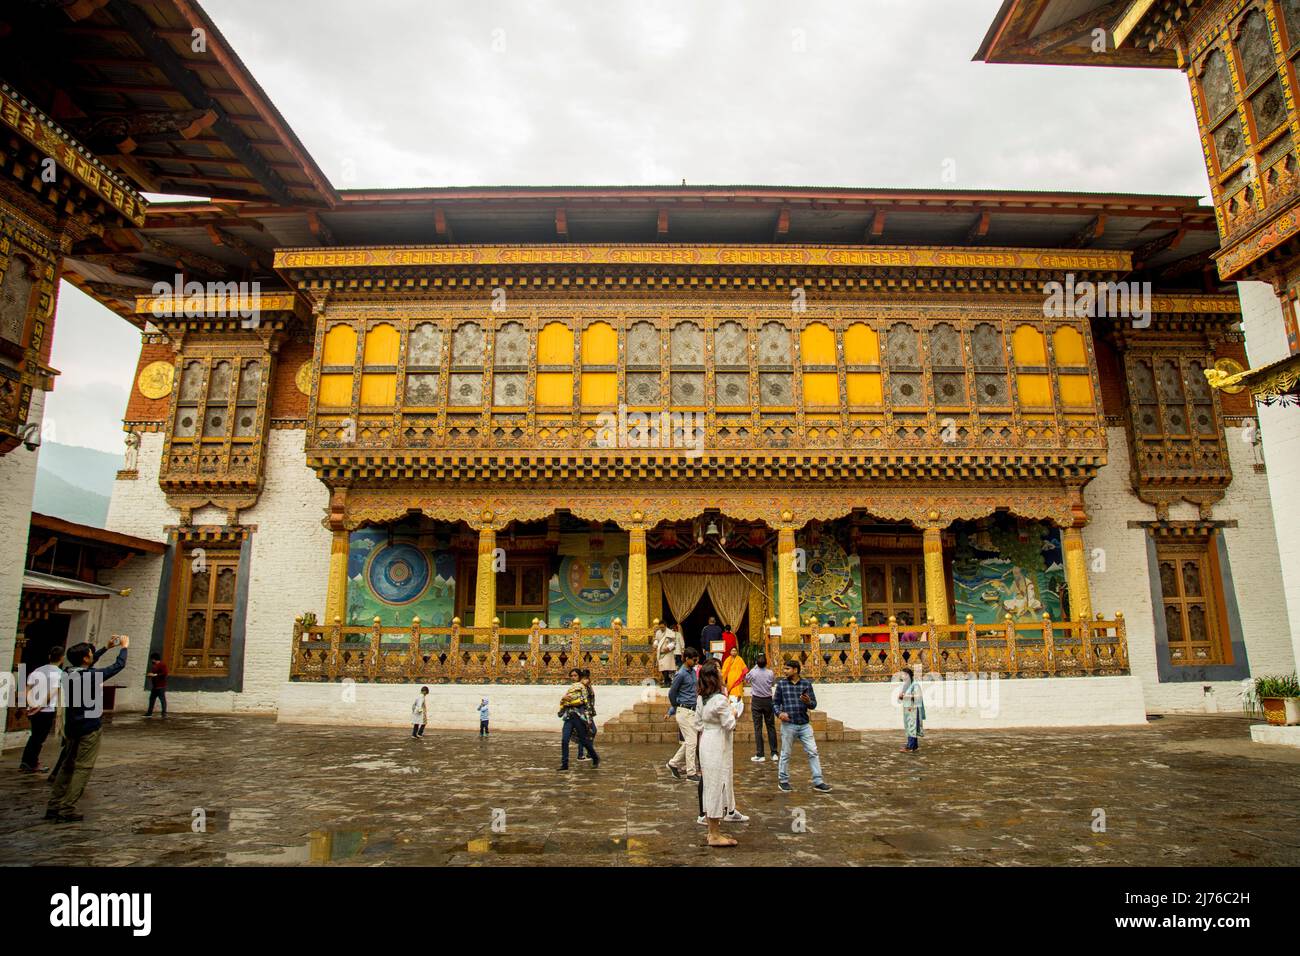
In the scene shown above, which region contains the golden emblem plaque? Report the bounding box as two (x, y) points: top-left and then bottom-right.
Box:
(295, 361), (313, 396)
(137, 361), (175, 399)
(1211, 357), (1246, 394)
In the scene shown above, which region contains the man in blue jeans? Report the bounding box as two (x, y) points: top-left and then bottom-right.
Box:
(557, 668), (599, 770)
(773, 658), (832, 793)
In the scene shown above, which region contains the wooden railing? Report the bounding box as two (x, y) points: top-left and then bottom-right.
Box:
(765, 613), (1129, 681)
(290, 612), (1129, 683)
(289, 617), (661, 684)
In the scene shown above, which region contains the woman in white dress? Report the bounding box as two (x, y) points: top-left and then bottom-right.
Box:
(695, 659), (739, 848)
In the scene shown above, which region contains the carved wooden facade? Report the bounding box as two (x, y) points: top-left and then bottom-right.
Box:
(1111, 310), (1242, 516)
(132, 292), (311, 521)
(0, 82), (146, 455)
(1184, 0), (1300, 281)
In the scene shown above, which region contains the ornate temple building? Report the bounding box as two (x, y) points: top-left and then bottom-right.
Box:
(0, 0), (1295, 739)
(977, 0), (1300, 740)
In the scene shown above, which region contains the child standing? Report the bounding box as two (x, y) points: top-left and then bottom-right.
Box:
(478, 697), (490, 736)
(411, 686), (429, 738)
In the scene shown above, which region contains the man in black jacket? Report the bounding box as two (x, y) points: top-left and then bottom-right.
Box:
(45, 636), (129, 823)
(700, 617), (723, 658)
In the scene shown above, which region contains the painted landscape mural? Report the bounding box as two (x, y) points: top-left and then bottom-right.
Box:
(952, 514), (1065, 624)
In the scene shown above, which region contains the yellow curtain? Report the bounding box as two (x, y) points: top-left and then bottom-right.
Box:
(662, 572), (709, 626)
(844, 322), (881, 406)
(705, 574), (750, 636)
(1013, 326), (1051, 406)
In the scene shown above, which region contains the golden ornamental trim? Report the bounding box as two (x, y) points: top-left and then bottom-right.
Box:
(0, 82), (147, 227)
(337, 486), (1081, 531)
(274, 242), (1133, 273)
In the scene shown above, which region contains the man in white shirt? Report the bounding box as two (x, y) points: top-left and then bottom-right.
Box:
(19, 645), (65, 773)
(653, 622), (677, 686)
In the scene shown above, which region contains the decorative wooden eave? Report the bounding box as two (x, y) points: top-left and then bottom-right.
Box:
(132, 289), (310, 336)
(974, 0), (1181, 68)
(0, 81), (147, 229)
(306, 450), (1108, 487)
(1205, 351), (1300, 401)
(274, 242), (1134, 297)
(1212, 206), (1300, 283)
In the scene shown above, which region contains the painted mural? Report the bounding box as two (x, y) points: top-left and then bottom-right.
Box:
(548, 532), (628, 627)
(346, 522), (456, 631)
(796, 532), (862, 624)
(952, 514), (1065, 624)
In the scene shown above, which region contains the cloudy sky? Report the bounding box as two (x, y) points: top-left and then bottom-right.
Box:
(46, 0), (1210, 456)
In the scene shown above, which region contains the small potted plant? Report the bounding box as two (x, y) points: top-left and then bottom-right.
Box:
(1247, 673), (1300, 726)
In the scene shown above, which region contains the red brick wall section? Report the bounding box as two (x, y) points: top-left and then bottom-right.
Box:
(1092, 324), (1127, 417)
(271, 339), (313, 420)
(123, 342), (174, 423)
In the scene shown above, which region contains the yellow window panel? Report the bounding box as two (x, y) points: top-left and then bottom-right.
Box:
(1012, 325), (1048, 365)
(800, 322), (836, 365)
(360, 373), (396, 407)
(802, 372), (840, 406)
(1016, 373), (1052, 407)
(580, 372), (617, 406)
(322, 324), (358, 366)
(363, 323), (400, 366)
(844, 323), (879, 364)
(538, 322), (574, 365)
(581, 321), (617, 364)
(846, 372), (882, 406)
(318, 373), (353, 408)
(537, 371), (573, 407)
(1058, 375), (1094, 408)
(1053, 325), (1088, 366)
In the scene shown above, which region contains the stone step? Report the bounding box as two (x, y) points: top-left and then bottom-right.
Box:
(598, 729), (855, 745)
(599, 698), (849, 746)
(605, 710), (841, 729)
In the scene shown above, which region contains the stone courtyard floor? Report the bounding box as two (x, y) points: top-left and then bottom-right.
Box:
(1, 712), (1297, 866)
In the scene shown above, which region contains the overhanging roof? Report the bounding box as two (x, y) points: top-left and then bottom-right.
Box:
(30, 512), (166, 556)
(22, 570), (121, 602)
(975, 0), (1183, 67)
(64, 184), (1222, 321)
(0, 0), (336, 207)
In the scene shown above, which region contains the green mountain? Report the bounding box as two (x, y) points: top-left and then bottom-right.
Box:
(32, 441), (121, 528)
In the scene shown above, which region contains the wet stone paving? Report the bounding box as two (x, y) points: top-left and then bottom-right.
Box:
(0, 713), (1297, 866)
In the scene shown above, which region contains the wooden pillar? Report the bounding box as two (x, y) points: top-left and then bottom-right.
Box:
(1062, 526), (1093, 621)
(747, 584), (765, 645)
(777, 522), (800, 632)
(324, 528), (349, 624)
(648, 571), (663, 627)
(923, 525), (949, 628)
(626, 526), (648, 629)
(474, 526), (497, 628)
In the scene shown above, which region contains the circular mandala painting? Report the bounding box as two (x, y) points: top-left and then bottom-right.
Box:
(799, 538), (855, 612)
(366, 542), (432, 606)
(558, 556), (624, 614)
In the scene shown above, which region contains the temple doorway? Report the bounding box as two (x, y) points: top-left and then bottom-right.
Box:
(680, 591), (720, 652)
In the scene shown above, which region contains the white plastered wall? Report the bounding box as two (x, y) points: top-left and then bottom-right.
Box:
(1083, 425), (1294, 713)
(96, 428), (330, 715)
